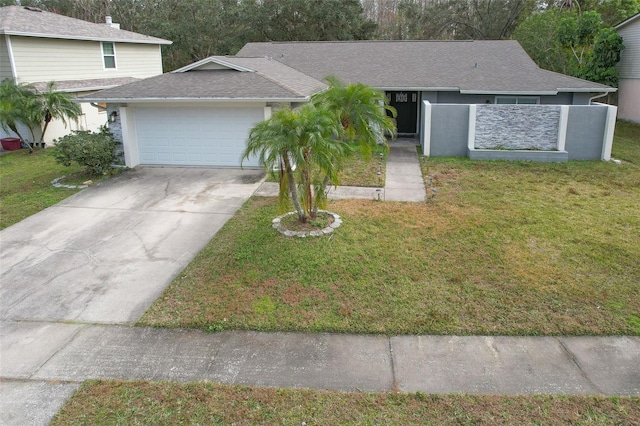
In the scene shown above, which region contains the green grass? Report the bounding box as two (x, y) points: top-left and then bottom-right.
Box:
(0, 148), (121, 230)
(0, 148), (86, 230)
(140, 121), (640, 335)
(51, 380), (640, 425)
(266, 143), (387, 187)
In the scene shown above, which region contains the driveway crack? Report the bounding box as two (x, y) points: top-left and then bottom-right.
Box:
(557, 337), (604, 395)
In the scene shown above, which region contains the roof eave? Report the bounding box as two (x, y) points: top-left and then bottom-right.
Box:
(558, 87), (617, 93)
(615, 12), (640, 29)
(0, 30), (172, 45)
(460, 90), (559, 95)
(77, 96), (310, 103)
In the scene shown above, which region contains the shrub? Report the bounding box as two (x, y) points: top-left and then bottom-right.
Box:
(53, 130), (117, 176)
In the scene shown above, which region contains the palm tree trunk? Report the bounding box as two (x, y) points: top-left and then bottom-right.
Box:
(283, 155), (306, 222)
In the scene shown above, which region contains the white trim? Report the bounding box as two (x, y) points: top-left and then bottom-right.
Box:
(422, 100), (432, 156)
(101, 41), (117, 70)
(173, 57), (254, 73)
(264, 106), (272, 120)
(468, 104), (477, 151)
(0, 30), (171, 45)
(5, 34), (17, 79)
(119, 106), (139, 168)
(602, 105), (617, 161)
(557, 106), (569, 151)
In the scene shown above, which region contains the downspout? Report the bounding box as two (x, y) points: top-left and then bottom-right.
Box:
(6, 35), (18, 81)
(588, 92), (608, 104)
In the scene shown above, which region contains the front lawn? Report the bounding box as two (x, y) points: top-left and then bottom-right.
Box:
(0, 149), (85, 230)
(52, 380), (640, 425)
(140, 122), (640, 336)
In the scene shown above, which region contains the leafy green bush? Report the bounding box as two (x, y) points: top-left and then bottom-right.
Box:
(53, 130), (117, 176)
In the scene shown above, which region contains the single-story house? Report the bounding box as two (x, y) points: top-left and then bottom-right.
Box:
(616, 12), (640, 123)
(81, 40), (618, 167)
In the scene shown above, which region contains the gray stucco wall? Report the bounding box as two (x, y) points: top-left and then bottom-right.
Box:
(475, 105), (561, 150)
(565, 105), (607, 160)
(421, 91), (576, 105)
(430, 105), (469, 157)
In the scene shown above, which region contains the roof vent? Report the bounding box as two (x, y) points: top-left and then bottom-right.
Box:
(24, 6), (43, 12)
(474, 62), (479, 68)
(106, 15), (113, 25)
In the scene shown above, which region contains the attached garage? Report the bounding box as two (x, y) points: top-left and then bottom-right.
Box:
(133, 106), (264, 167)
(80, 56), (326, 169)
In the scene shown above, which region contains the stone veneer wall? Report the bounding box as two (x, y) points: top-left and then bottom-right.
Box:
(106, 105), (124, 162)
(474, 105), (561, 150)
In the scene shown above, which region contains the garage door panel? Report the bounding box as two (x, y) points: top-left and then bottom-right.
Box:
(134, 106), (263, 166)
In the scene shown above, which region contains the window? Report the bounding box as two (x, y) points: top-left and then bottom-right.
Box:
(102, 42), (116, 69)
(495, 96), (540, 104)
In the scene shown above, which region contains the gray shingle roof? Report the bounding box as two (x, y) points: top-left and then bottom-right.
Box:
(31, 77), (140, 93)
(0, 5), (171, 45)
(79, 63), (323, 102)
(237, 40), (613, 93)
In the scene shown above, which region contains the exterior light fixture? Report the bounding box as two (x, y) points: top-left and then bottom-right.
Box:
(109, 111), (118, 123)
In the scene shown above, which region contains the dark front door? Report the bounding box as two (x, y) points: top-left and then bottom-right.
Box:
(387, 91), (418, 134)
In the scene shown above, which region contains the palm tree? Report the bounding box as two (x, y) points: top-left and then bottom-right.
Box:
(36, 81), (82, 146)
(242, 103), (347, 222)
(311, 76), (397, 159)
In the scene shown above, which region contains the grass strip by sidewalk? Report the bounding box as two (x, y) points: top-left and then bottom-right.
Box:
(139, 121), (640, 336)
(52, 380), (640, 425)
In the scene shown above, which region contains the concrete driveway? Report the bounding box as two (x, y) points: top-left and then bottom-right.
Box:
(0, 167), (264, 324)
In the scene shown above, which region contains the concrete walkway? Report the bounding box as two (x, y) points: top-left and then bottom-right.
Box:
(254, 138), (426, 202)
(2, 149), (640, 425)
(2, 322), (639, 424)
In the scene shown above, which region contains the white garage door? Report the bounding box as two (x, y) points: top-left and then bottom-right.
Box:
(134, 106), (263, 167)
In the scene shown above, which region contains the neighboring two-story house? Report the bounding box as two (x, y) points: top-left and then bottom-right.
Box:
(616, 12), (640, 123)
(0, 5), (171, 143)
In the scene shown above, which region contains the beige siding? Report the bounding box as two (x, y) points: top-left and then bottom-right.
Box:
(618, 78), (640, 123)
(617, 20), (640, 79)
(0, 35), (13, 80)
(11, 36), (163, 83)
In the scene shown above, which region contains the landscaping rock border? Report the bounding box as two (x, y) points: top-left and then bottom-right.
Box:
(51, 176), (88, 189)
(272, 210), (342, 238)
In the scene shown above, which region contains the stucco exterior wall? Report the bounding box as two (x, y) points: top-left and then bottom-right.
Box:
(428, 105), (469, 157)
(422, 103), (615, 161)
(474, 105), (561, 150)
(421, 91), (577, 105)
(565, 105), (609, 160)
(617, 79), (640, 123)
(11, 36), (163, 83)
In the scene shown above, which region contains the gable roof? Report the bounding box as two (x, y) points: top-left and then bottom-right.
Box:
(616, 12), (640, 29)
(80, 56), (326, 102)
(237, 40), (614, 94)
(0, 5), (171, 45)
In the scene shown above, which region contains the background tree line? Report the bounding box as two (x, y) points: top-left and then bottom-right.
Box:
(2, 0), (638, 86)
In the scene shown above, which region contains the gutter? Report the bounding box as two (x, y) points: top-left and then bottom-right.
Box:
(77, 97), (311, 104)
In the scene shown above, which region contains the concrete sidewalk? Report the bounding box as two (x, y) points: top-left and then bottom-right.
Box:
(254, 138), (425, 202)
(2, 322), (639, 424)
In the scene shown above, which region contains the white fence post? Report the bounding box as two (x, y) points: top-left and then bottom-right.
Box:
(602, 105), (617, 161)
(422, 101), (431, 156)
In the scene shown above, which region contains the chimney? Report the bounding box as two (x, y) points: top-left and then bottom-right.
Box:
(105, 15), (121, 30)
